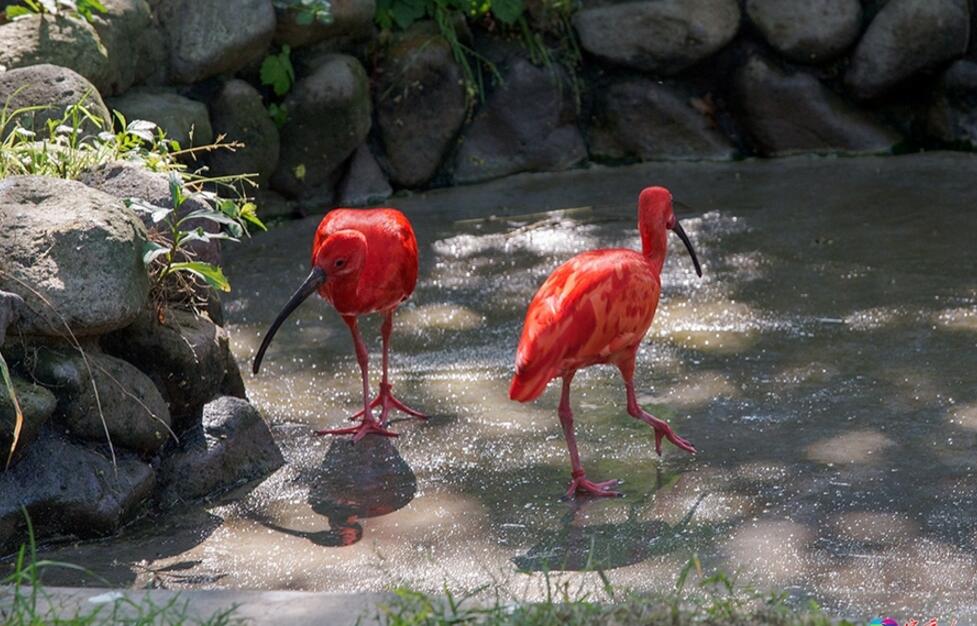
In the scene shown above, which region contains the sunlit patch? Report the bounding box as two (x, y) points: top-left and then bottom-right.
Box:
(933, 307), (977, 332)
(833, 511), (919, 546)
(724, 520), (813, 585)
(657, 371), (738, 407)
(806, 430), (896, 465)
(843, 307), (908, 331)
(397, 303), (485, 332)
(947, 401), (977, 431)
(432, 215), (601, 259)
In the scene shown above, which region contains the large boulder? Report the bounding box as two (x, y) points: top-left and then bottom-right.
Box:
(587, 78), (736, 161)
(14, 345), (173, 454)
(0, 14), (114, 94)
(158, 396), (283, 506)
(0, 65), (112, 138)
(101, 307), (241, 425)
(0, 176), (150, 337)
(80, 161), (220, 265)
(155, 0), (276, 83)
(0, 429), (154, 552)
(274, 0), (375, 48)
(927, 60), (977, 148)
(336, 144), (392, 207)
(376, 22), (467, 188)
(745, 0), (862, 64)
(271, 54), (371, 198)
(846, 0), (970, 99)
(572, 0), (741, 74)
(0, 375), (56, 467)
(453, 58), (586, 184)
(734, 56), (901, 156)
(108, 87), (213, 148)
(90, 0), (166, 94)
(207, 79), (281, 187)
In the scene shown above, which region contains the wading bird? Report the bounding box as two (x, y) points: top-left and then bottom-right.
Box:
(252, 208), (426, 441)
(509, 187), (702, 498)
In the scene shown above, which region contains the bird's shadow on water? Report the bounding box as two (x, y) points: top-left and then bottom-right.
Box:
(259, 436), (417, 547)
(512, 474), (707, 573)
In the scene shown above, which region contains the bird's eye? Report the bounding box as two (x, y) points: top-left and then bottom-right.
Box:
(335, 259), (346, 268)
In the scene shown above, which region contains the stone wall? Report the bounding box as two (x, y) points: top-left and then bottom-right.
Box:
(2, 0), (974, 219)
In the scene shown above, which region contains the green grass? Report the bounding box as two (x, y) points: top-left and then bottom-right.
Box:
(371, 561), (862, 626)
(1, 511), (243, 625)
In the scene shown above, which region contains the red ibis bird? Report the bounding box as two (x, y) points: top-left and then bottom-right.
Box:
(509, 187), (702, 498)
(252, 208), (426, 442)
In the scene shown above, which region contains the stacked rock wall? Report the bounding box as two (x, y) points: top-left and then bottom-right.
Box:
(2, 0), (974, 219)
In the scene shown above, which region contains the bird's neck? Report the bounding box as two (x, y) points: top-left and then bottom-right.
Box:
(640, 227), (668, 276)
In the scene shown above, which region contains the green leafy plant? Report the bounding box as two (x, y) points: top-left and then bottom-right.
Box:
(274, 0), (333, 25)
(259, 45), (295, 127)
(5, 0), (107, 22)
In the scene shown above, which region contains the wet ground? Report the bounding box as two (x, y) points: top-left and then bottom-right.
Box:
(32, 153), (977, 622)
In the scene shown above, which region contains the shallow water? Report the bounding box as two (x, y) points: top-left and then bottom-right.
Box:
(33, 153), (977, 621)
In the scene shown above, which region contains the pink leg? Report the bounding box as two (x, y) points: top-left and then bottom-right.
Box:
(559, 373), (621, 498)
(348, 310), (427, 426)
(315, 315), (397, 442)
(623, 377), (695, 456)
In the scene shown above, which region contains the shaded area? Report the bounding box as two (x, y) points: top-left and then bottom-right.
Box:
(20, 154), (977, 621)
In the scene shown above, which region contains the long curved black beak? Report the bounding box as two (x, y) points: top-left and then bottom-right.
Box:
(671, 220), (702, 278)
(252, 267), (326, 374)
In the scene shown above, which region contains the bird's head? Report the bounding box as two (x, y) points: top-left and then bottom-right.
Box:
(638, 186), (702, 278)
(252, 229), (368, 375)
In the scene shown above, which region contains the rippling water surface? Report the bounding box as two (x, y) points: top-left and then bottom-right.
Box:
(34, 154), (977, 621)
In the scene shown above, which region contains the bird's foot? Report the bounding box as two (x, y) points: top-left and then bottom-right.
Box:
(314, 416), (399, 443)
(636, 411), (696, 456)
(566, 471), (621, 499)
(348, 383), (428, 425)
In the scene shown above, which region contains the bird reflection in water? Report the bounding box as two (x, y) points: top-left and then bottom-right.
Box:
(513, 478), (705, 572)
(263, 437), (416, 547)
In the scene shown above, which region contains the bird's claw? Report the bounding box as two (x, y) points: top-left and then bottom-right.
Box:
(566, 472), (622, 499)
(314, 418), (399, 442)
(347, 383), (427, 425)
(636, 410), (696, 456)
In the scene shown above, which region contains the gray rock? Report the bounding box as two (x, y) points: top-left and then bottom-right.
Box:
(572, 0), (741, 74)
(0, 65), (112, 138)
(746, 0), (862, 63)
(927, 59), (977, 148)
(109, 87), (213, 148)
(453, 58), (587, 184)
(255, 189), (297, 221)
(207, 79), (281, 186)
(846, 0), (970, 99)
(15, 345), (172, 454)
(734, 56), (901, 156)
(158, 396), (283, 506)
(274, 0), (375, 48)
(0, 375), (56, 467)
(0, 429), (154, 552)
(0, 291), (24, 346)
(90, 0), (165, 94)
(101, 307), (238, 425)
(376, 22), (467, 187)
(156, 0), (276, 83)
(587, 78), (736, 161)
(337, 145), (393, 206)
(0, 176), (150, 337)
(271, 54), (371, 198)
(80, 161), (221, 265)
(0, 14), (114, 94)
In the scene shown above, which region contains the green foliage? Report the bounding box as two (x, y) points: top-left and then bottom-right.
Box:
(4, 0), (107, 23)
(0, 92), (265, 314)
(2, 510), (242, 625)
(274, 0), (333, 25)
(260, 45), (296, 98)
(259, 46), (295, 127)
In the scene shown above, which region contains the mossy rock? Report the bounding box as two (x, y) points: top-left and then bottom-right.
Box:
(0, 374), (56, 467)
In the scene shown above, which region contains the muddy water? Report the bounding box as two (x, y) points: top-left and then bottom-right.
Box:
(34, 153), (977, 621)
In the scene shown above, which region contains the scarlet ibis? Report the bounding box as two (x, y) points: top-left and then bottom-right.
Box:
(509, 187), (702, 498)
(252, 208), (426, 441)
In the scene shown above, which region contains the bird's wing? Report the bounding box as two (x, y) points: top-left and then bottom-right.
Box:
(511, 250), (659, 401)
